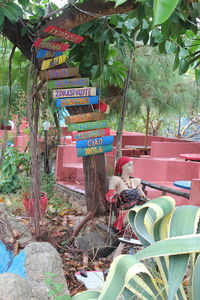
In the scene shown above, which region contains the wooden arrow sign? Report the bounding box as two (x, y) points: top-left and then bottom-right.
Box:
(36, 49), (63, 59)
(53, 87), (96, 98)
(44, 26), (84, 44)
(55, 96), (98, 107)
(48, 78), (89, 89)
(68, 120), (108, 132)
(39, 67), (79, 80)
(41, 55), (67, 70)
(34, 39), (69, 51)
(77, 144), (113, 157)
(76, 136), (114, 148)
(65, 112), (104, 124)
(72, 128), (110, 141)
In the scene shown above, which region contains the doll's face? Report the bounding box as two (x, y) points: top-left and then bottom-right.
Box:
(122, 161), (133, 175)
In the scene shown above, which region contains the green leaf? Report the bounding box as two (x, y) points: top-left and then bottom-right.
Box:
(8, 2), (23, 18)
(114, 0), (128, 7)
(72, 290), (100, 300)
(173, 51), (180, 71)
(192, 255), (200, 300)
(18, 0), (29, 7)
(136, 235), (200, 260)
(195, 69), (200, 86)
(0, 8), (4, 26)
(1, 5), (18, 23)
(34, 6), (45, 17)
(153, 0), (180, 26)
(179, 58), (190, 75)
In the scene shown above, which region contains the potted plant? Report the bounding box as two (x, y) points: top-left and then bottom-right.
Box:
(20, 175), (48, 217)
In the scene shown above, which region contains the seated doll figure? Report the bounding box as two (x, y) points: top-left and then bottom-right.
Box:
(106, 157), (147, 231)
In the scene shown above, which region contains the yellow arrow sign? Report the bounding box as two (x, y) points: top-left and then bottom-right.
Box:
(41, 54), (67, 71)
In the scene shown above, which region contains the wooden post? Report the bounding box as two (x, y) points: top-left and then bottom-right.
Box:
(44, 130), (49, 174)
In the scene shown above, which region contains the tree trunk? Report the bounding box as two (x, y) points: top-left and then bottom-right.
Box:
(27, 67), (41, 236)
(116, 50), (134, 161)
(83, 154), (108, 215)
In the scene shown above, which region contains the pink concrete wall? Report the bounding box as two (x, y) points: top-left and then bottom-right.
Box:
(112, 134), (188, 148)
(151, 142), (200, 158)
(13, 135), (29, 152)
(189, 179), (200, 206)
(133, 158), (169, 181)
(167, 160), (200, 181)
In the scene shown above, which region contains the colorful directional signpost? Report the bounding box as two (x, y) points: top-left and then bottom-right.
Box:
(39, 67), (79, 80)
(55, 96), (99, 107)
(77, 144), (113, 157)
(68, 120), (108, 132)
(55, 96), (99, 108)
(41, 54), (67, 70)
(66, 112), (104, 124)
(76, 136), (114, 148)
(72, 128), (111, 141)
(34, 39), (70, 51)
(36, 49), (63, 59)
(44, 26), (84, 44)
(53, 87), (96, 98)
(48, 77), (89, 89)
(35, 28), (114, 158)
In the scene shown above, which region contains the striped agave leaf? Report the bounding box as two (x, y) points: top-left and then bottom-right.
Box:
(128, 197), (200, 300)
(192, 254), (200, 300)
(72, 290), (100, 300)
(71, 197), (200, 300)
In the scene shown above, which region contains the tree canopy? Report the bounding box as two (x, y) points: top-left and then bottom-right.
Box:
(0, 0), (199, 82)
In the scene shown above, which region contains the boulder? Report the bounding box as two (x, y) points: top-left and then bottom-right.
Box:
(0, 273), (34, 300)
(0, 242), (68, 300)
(0, 203), (32, 244)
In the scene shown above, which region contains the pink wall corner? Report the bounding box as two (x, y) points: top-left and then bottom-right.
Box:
(189, 179), (200, 206)
(133, 158), (168, 181)
(62, 144), (82, 165)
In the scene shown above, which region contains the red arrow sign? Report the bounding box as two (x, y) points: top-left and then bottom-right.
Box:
(34, 39), (70, 51)
(44, 26), (84, 44)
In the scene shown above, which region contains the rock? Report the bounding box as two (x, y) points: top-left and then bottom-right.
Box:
(25, 242), (68, 298)
(0, 204), (69, 299)
(0, 273), (34, 300)
(0, 203), (32, 244)
(0, 242), (69, 299)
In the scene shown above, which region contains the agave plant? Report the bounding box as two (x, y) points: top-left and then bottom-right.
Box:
(72, 196), (200, 300)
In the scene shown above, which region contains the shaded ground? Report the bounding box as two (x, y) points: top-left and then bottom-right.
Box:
(4, 196), (113, 296)
(2, 193), (139, 296)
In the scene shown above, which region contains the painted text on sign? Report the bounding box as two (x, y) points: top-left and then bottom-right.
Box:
(72, 128), (110, 141)
(34, 39), (69, 51)
(68, 120), (108, 132)
(55, 96), (98, 107)
(39, 67), (79, 80)
(77, 144), (113, 157)
(44, 26), (84, 44)
(76, 136), (114, 148)
(48, 78), (89, 89)
(66, 112), (103, 124)
(53, 87), (96, 98)
(41, 55), (66, 70)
